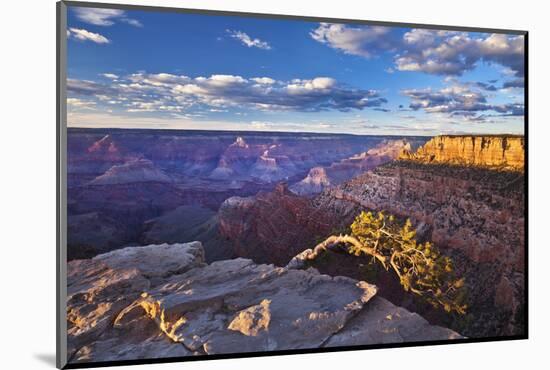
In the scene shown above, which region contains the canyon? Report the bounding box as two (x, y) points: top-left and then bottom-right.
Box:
(67, 129), (422, 259)
(66, 130), (525, 363)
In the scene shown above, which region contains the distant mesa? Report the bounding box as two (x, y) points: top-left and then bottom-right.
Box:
(399, 135), (524, 170)
(88, 159), (173, 186)
(209, 136), (258, 180)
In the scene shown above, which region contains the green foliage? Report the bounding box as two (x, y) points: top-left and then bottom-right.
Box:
(349, 211), (468, 314)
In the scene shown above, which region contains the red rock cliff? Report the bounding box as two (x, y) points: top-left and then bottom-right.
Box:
(400, 135), (524, 170)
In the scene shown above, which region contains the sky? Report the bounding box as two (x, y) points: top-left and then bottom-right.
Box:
(66, 6), (525, 136)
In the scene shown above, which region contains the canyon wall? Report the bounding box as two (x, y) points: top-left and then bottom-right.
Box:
(400, 135), (524, 170)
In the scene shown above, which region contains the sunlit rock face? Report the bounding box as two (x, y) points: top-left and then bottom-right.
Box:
(66, 242), (461, 364)
(400, 135), (524, 170)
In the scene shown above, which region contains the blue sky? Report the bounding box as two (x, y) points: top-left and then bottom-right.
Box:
(66, 6), (525, 136)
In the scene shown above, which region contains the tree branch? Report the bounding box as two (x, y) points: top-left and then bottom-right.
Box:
(286, 234), (388, 270)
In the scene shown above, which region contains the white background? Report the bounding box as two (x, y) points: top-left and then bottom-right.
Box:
(0, 0), (547, 368)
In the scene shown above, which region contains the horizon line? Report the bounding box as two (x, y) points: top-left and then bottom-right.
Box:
(66, 126), (524, 138)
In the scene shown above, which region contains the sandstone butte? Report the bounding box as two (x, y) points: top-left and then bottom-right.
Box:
(399, 135), (524, 170)
(67, 242), (461, 364)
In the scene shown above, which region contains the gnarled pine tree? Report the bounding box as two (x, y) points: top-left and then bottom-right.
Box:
(286, 211), (467, 314)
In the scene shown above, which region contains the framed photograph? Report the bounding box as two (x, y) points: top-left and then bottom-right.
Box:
(57, 1), (527, 368)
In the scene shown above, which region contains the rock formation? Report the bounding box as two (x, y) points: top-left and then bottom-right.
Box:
(67, 242), (461, 364)
(400, 135), (524, 170)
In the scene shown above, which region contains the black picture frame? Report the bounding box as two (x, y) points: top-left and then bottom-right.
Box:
(56, 1), (528, 368)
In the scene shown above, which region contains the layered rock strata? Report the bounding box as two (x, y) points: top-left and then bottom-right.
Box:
(400, 135), (524, 170)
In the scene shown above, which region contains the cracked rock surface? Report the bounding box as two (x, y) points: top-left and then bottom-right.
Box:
(67, 242), (461, 364)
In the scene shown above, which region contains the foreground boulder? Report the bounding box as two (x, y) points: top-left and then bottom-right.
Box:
(67, 242), (461, 364)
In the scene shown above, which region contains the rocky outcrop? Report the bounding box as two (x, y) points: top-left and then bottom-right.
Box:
(400, 135), (524, 170)
(67, 242), (461, 364)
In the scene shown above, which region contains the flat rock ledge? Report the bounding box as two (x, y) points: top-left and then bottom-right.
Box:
(67, 242), (462, 364)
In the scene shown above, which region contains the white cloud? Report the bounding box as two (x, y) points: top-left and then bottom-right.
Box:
(310, 23), (394, 58)
(67, 28), (110, 44)
(73, 7), (142, 27)
(101, 73), (119, 79)
(227, 30), (271, 50)
(67, 98), (96, 110)
(67, 72), (387, 114)
(402, 81), (524, 120)
(311, 24), (525, 78)
(396, 30), (525, 76)
(286, 77), (337, 92)
(73, 8), (124, 26)
(251, 77), (276, 85)
(120, 18), (143, 27)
